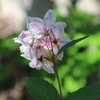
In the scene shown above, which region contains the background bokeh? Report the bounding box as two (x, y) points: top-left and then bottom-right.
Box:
(0, 0), (100, 100)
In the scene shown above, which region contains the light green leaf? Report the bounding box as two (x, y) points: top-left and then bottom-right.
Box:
(26, 77), (59, 100)
(57, 35), (90, 55)
(67, 85), (100, 100)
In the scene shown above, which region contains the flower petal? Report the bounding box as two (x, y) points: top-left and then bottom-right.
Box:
(21, 53), (31, 60)
(20, 45), (31, 60)
(44, 9), (56, 29)
(19, 31), (32, 42)
(27, 17), (43, 30)
(29, 58), (41, 68)
(57, 52), (63, 60)
(31, 17), (43, 25)
(13, 38), (21, 44)
(29, 48), (35, 60)
(53, 45), (59, 55)
(48, 28), (55, 39)
(59, 36), (72, 47)
(52, 22), (66, 39)
(29, 22), (45, 38)
(27, 17), (32, 30)
(13, 31), (32, 45)
(42, 61), (54, 74)
(30, 23), (44, 32)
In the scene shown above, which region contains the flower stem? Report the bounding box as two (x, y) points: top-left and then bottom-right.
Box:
(53, 60), (63, 100)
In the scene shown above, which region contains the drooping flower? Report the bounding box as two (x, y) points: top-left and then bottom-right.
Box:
(13, 31), (35, 60)
(29, 55), (54, 74)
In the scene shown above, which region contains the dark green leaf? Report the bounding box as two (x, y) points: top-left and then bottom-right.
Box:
(26, 77), (59, 100)
(57, 35), (90, 55)
(67, 85), (100, 100)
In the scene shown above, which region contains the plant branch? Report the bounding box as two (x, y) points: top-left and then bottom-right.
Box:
(53, 59), (63, 100)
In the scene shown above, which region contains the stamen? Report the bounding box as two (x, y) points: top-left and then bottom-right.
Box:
(30, 43), (33, 47)
(44, 31), (49, 36)
(41, 29), (49, 37)
(36, 45), (41, 49)
(38, 56), (43, 62)
(36, 67), (42, 70)
(52, 39), (57, 44)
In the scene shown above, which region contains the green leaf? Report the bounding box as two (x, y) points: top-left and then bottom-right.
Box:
(57, 35), (90, 55)
(67, 85), (100, 100)
(26, 77), (59, 100)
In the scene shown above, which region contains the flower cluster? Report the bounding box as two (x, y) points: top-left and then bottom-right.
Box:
(13, 9), (71, 74)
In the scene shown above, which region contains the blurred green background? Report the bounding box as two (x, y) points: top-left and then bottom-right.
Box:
(0, 0), (100, 100)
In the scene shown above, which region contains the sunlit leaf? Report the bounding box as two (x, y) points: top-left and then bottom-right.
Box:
(57, 35), (90, 55)
(67, 85), (100, 100)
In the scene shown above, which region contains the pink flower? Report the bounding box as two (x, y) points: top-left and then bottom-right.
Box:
(13, 30), (48, 60)
(13, 31), (33, 44)
(13, 31), (35, 60)
(27, 9), (56, 38)
(29, 55), (54, 74)
(13, 9), (72, 73)
(30, 38), (49, 59)
(49, 22), (72, 60)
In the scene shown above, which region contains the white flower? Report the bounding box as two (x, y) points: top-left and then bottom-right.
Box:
(29, 55), (54, 74)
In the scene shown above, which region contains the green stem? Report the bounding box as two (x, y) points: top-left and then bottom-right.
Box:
(53, 60), (63, 100)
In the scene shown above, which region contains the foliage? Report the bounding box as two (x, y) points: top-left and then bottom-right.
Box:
(45, 9), (100, 98)
(57, 35), (90, 55)
(67, 85), (100, 100)
(26, 77), (100, 100)
(26, 77), (59, 100)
